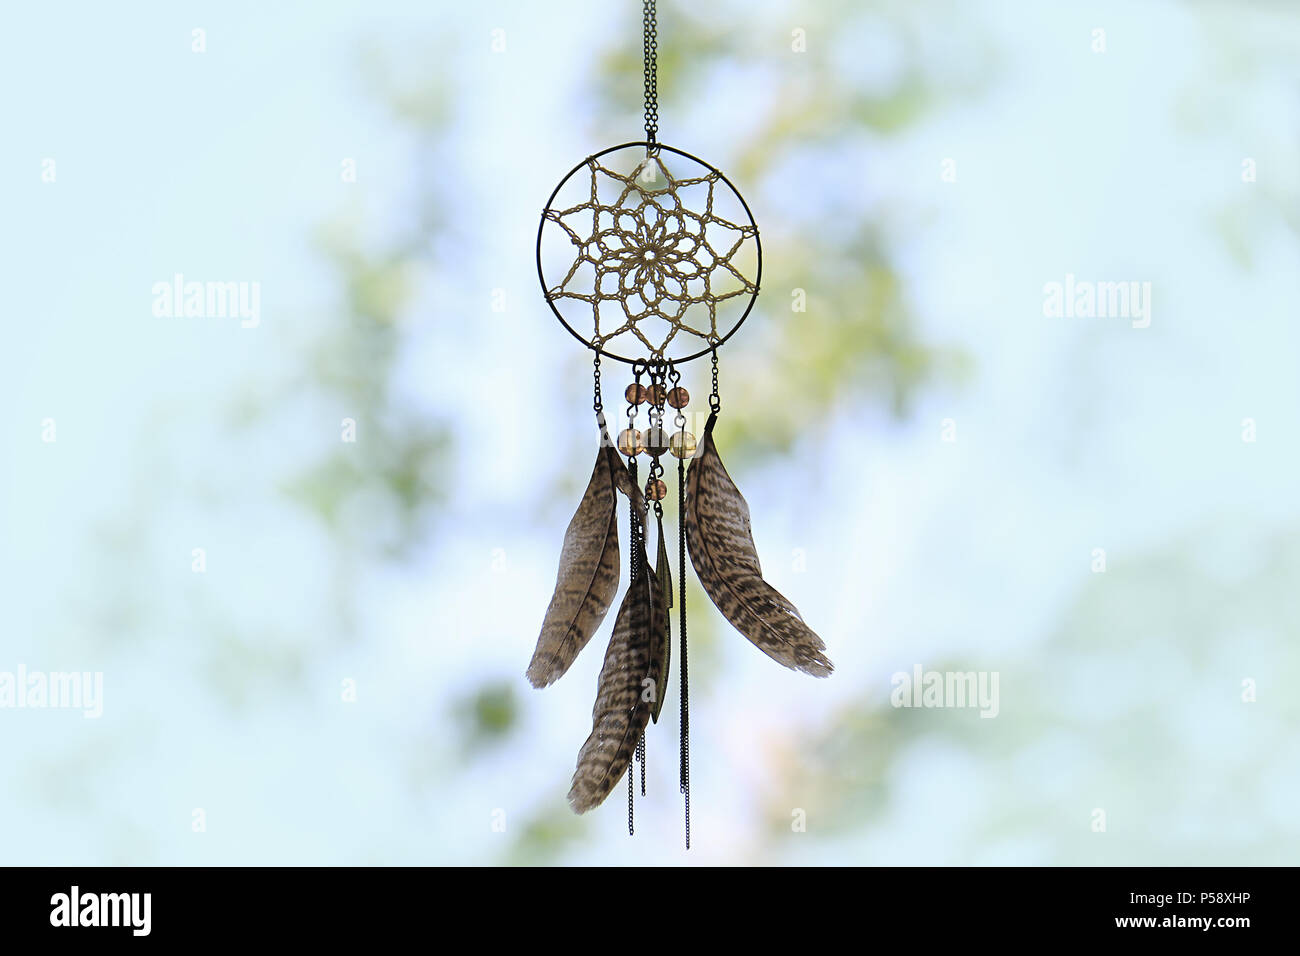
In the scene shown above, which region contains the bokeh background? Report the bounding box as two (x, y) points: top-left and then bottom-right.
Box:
(2, 0), (1298, 865)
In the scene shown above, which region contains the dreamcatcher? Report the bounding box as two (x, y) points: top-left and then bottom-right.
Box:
(527, 0), (832, 847)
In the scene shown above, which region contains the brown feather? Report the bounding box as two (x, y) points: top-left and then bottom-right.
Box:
(685, 413), (833, 677)
(526, 440), (623, 688)
(651, 515), (672, 722)
(567, 541), (664, 813)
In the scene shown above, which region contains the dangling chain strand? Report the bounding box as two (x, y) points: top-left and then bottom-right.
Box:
(642, 0), (658, 143)
(668, 362), (691, 849)
(627, 361), (644, 589)
(634, 363), (667, 810)
(627, 761), (635, 836)
(647, 361), (666, 515)
(678, 447), (690, 849)
(626, 362), (646, 837)
(709, 348), (721, 414)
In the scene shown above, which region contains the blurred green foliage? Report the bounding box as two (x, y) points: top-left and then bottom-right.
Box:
(453, 680), (520, 753)
(283, 225), (450, 559)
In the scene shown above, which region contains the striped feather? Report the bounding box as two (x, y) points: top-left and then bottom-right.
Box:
(568, 543), (665, 813)
(526, 438), (625, 688)
(685, 413), (833, 677)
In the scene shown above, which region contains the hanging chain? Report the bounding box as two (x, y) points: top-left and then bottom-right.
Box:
(646, 361), (667, 518)
(627, 760), (635, 836)
(668, 363), (686, 435)
(709, 348), (721, 414)
(627, 361), (643, 434)
(592, 354), (603, 413)
(666, 361), (690, 849)
(626, 360), (644, 484)
(642, 0), (659, 143)
(626, 362), (648, 838)
(627, 361), (644, 575)
(679, 455), (690, 850)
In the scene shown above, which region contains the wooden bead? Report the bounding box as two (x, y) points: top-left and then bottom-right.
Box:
(624, 384), (647, 405)
(669, 430), (697, 459)
(645, 384), (666, 406)
(643, 426), (670, 456)
(666, 386), (689, 409)
(646, 479), (668, 501)
(618, 428), (645, 456)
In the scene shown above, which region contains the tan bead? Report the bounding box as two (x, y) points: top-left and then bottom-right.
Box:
(618, 428), (645, 456)
(643, 426), (670, 456)
(646, 479), (668, 501)
(645, 384), (666, 406)
(669, 430), (697, 459)
(666, 386), (690, 409)
(624, 384), (647, 405)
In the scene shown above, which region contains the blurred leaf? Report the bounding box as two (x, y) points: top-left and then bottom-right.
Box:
(454, 679), (521, 754)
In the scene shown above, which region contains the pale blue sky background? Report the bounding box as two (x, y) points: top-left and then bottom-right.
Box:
(1, 1), (1298, 864)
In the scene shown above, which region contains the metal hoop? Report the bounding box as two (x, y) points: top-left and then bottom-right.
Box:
(536, 140), (762, 366)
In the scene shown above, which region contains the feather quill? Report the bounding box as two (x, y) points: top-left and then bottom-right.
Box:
(526, 422), (634, 688)
(685, 413), (833, 677)
(568, 540), (666, 812)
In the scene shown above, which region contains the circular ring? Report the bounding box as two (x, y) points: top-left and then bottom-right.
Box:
(536, 141), (762, 365)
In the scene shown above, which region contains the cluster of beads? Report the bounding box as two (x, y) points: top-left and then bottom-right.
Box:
(626, 382), (682, 408)
(620, 383), (697, 459)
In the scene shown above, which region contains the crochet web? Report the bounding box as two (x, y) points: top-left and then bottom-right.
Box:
(541, 148), (758, 361)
